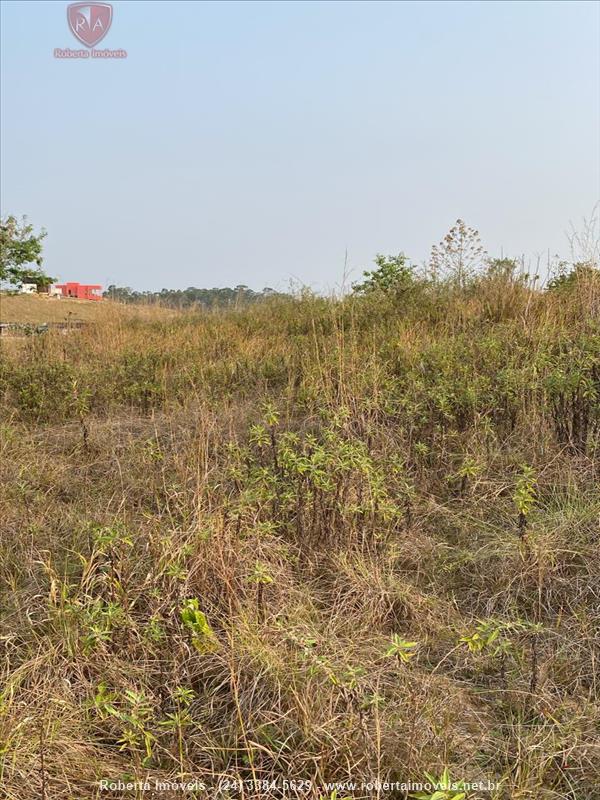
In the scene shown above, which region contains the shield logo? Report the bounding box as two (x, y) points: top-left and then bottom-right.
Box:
(67, 3), (113, 47)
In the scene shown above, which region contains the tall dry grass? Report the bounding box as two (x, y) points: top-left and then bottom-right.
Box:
(0, 270), (599, 799)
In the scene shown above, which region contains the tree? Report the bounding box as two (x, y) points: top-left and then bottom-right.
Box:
(547, 262), (599, 292)
(352, 253), (417, 298)
(0, 215), (53, 287)
(429, 219), (487, 287)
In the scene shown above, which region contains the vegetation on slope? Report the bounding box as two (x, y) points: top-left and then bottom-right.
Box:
(0, 293), (174, 325)
(0, 256), (599, 799)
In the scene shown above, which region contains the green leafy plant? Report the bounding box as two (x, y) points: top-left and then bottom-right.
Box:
(459, 619), (510, 654)
(144, 613), (166, 644)
(454, 456), (481, 495)
(89, 684), (156, 766)
(159, 686), (195, 777)
(513, 464), (536, 536)
(411, 767), (467, 799)
(385, 634), (418, 664)
(459, 618), (544, 693)
(81, 599), (125, 655)
(180, 599), (219, 653)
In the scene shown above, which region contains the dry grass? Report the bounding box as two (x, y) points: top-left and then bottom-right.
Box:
(0, 294), (173, 324)
(0, 272), (599, 799)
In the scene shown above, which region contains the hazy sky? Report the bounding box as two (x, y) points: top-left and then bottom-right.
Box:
(1, 0), (599, 291)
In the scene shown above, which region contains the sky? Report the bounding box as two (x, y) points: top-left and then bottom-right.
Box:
(1, 0), (599, 292)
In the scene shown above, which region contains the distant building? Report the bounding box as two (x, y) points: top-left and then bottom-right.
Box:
(55, 282), (103, 301)
(20, 283), (62, 297)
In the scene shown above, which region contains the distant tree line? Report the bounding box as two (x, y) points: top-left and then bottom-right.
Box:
(102, 284), (289, 309)
(4, 211), (596, 306)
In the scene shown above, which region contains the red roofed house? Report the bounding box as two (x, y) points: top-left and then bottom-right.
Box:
(56, 282), (103, 301)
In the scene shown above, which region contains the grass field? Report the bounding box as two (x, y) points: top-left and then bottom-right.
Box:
(0, 294), (172, 324)
(0, 293), (107, 323)
(0, 267), (599, 799)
